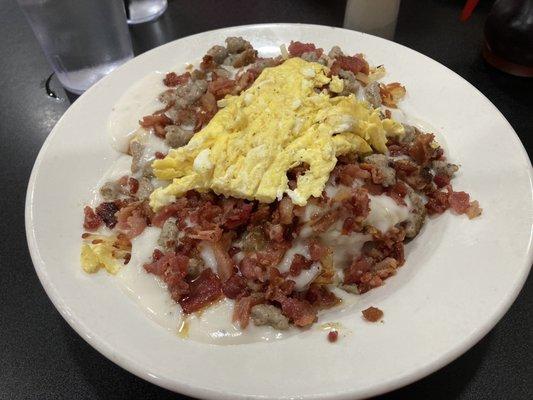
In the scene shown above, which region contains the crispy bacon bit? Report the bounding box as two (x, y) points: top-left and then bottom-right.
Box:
(95, 202), (120, 229)
(344, 257), (373, 285)
(308, 240), (328, 261)
(342, 188), (371, 219)
(434, 174), (450, 188)
(179, 268), (223, 314)
(387, 181), (408, 205)
(128, 177), (139, 195)
(465, 200), (481, 219)
(208, 77), (236, 100)
(288, 41), (317, 57)
(327, 330), (339, 343)
(363, 182), (385, 196)
(116, 202), (148, 238)
(163, 71), (191, 87)
(139, 113), (172, 128)
(222, 273), (248, 299)
(426, 189), (450, 215)
(222, 200), (253, 229)
(310, 210), (338, 233)
(266, 223), (285, 242)
(211, 241), (235, 281)
(330, 55), (370, 76)
(189, 227), (223, 242)
(239, 254), (265, 281)
(155, 151), (166, 159)
(289, 254), (313, 277)
(379, 82), (406, 107)
(233, 294), (264, 329)
(362, 306), (383, 322)
(305, 285), (340, 309)
(83, 206), (102, 230)
(280, 297), (316, 327)
(334, 163), (371, 186)
(409, 133), (436, 166)
(449, 191), (471, 214)
(151, 201), (184, 227)
(144, 252), (189, 301)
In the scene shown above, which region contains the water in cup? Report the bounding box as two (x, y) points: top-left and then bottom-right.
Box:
(18, 0), (134, 94)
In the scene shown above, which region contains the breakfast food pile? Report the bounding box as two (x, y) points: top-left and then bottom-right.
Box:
(81, 38), (481, 332)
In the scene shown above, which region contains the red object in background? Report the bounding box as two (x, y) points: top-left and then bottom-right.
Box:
(462, 0), (533, 77)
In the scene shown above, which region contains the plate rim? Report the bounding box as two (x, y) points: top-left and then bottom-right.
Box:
(25, 22), (533, 400)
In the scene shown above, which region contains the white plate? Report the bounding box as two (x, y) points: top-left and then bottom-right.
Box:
(25, 24), (533, 399)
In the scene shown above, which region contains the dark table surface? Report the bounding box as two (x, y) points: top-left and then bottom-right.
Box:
(1, 0), (532, 399)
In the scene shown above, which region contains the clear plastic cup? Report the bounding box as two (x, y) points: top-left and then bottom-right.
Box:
(18, 0), (134, 94)
(125, 0), (168, 24)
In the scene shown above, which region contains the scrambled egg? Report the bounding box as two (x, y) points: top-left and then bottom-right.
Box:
(81, 234), (131, 274)
(150, 57), (403, 209)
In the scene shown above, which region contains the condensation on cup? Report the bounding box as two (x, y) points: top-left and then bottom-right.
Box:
(18, 0), (133, 94)
(343, 0), (401, 40)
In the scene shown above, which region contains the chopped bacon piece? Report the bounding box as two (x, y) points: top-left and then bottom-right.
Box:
(163, 71), (191, 87)
(387, 181), (408, 206)
(330, 55), (369, 76)
(280, 297), (316, 327)
(155, 151), (166, 159)
(363, 182), (385, 195)
(144, 252), (189, 301)
(151, 201), (185, 227)
(342, 188), (371, 219)
(189, 227), (223, 242)
(222, 200), (253, 229)
(327, 330), (339, 342)
(208, 77), (236, 100)
(288, 41), (317, 56)
(362, 306), (383, 322)
(211, 241), (235, 281)
(83, 206), (102, 230)
(222, 273), (248, 299)
(265, 223), (285, 243)
(239, 254), (265, 281)
(139, 113), (172, 128)
(425, 189), (450, 215)
(449, 191), (471, 214)
(95, 201), (120, 229)
(334, 163), (371, 186)
(434, 174), (450, 188)
(344, 257), (373, 285)
(289, 254), (313, 277)
(232, 294), (264, 329)
(179, 269), (223, 314)
(308, 240), (328, 261)
(409, 133), (435, 166)
(304, 285), (340, 309)
(115, 202), (148, 238)
(310, 210), (339, 233)
(128, 177), (139, 195)
(466, 200), (482, 219)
